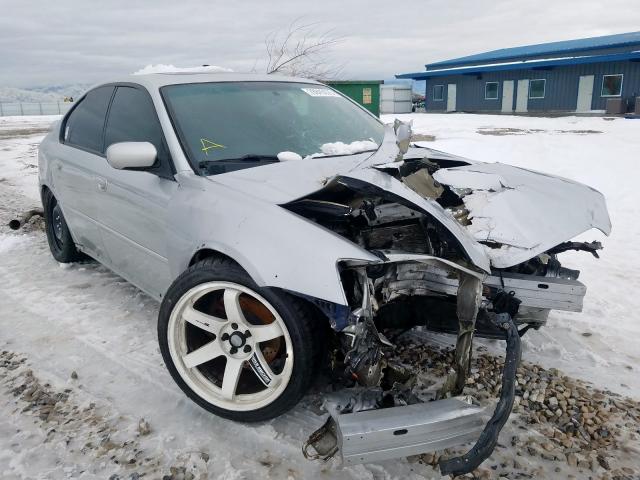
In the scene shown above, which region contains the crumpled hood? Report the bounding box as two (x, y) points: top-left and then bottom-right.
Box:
(432, 163), (611, 267)
(209, 126), (611, 270)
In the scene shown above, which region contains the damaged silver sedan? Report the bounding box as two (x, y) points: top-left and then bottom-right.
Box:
(38, 73), (611, 475)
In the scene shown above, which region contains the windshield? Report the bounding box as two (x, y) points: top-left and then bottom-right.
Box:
(161, 81), (385, 174)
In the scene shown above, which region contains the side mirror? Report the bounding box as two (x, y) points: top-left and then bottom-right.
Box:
(106, 142), (157, 170)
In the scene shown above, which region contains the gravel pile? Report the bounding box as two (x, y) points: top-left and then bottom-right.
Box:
(390, 338), (640, 480)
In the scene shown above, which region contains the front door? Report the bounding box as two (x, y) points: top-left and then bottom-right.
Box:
(576, 75), (594, 112)
(96, 85), (177, 299)
(446, 84), (457, 112)
(515, 79), (529, 113)
(501, 80), (514, 112)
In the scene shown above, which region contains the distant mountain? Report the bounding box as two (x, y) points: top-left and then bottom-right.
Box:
(28, 84), (92, 100)
(0, 84), (91, 103)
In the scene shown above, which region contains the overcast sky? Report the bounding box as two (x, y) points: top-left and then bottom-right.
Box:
(2, 0), (639, 88)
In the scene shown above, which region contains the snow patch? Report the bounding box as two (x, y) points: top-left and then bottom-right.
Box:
(0, 235), (28, 254)
(317, 140), (378, 157)
(276, 151), (302, 162)
(133, 64), (233, 75)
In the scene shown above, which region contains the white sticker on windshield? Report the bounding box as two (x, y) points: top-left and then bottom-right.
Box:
(301, 88), (340, 97)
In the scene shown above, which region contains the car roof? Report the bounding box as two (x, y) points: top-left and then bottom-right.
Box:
(105, 72), (323, 90)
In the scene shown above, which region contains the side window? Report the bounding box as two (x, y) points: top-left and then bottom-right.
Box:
(104, 86), (167, 162)
(64, 86), (114, 153)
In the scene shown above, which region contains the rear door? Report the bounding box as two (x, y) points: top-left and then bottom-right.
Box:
(97, 85), (177, 299)
(52, 85), (114, 260)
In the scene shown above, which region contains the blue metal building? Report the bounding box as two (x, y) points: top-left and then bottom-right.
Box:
(397, 31), (640, 113)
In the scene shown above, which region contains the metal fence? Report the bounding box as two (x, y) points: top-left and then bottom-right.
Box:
(0, 102), (73, 117)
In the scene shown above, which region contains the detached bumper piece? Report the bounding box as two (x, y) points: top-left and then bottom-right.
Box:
(337, 397), (484, 465)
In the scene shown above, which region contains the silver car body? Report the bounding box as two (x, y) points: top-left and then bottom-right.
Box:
(38, 73), (611, 315)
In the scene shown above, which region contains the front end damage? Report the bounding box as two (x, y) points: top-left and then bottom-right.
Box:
(289, 123), (610, 474)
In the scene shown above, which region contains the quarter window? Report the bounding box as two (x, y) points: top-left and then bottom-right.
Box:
(529, 79), (546, 99)
(433, 85), (444, 101)
(104, 86), (167, 162)
(601, 74), (623, 97)
(64, 86), (114, 153)
(485, 82), (499, 100)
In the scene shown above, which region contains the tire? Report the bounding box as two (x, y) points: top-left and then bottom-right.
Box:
(42, 189), (84, 263)
(158, 257), (323, 422)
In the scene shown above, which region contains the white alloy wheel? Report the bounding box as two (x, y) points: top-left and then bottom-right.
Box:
(167, 282), (294, 411)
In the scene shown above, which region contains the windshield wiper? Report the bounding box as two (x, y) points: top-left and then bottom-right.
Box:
(199, 154), (280, 168)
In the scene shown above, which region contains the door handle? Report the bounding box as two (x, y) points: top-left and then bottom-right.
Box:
(96, 177), (108, 192)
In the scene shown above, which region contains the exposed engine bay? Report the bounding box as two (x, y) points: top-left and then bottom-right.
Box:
(289, 122), (609, 475)
(285, 144), (601, 337)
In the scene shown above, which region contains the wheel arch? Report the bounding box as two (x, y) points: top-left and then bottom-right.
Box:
(40, 183), (52, 200)
(189, 247), (240, 268)
(187, 247), (336, 332)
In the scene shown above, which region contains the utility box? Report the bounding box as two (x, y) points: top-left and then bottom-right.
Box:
(605, 98), (625, 114)
(324, 80), (383, 116)
(380, 84), (413, 114)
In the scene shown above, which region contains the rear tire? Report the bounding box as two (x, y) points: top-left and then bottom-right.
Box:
(158, 257), (323, 422)
(42, 189), (84, 263)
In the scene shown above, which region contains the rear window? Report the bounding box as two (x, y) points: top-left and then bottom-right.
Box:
(64, 86), (114, 153)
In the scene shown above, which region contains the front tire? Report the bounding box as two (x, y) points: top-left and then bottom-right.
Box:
(158, 257), (322, 422)
(42, 189), (84, 263)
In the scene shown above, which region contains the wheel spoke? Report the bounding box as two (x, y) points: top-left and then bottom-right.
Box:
(251, 321), (284, 343)
(183, 340), (224, 369)
(221, 357), (244, 400)
(182, 305), (224, 335)
(223, 289), (247, 324)
(248, 349), (278, 387)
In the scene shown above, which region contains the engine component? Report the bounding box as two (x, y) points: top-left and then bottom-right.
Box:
(343, 320), (385, 386)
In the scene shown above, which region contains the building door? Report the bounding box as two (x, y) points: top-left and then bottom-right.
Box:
(576, 75), (594, 112)
(515, 79), (529, 112)
(446, 84), (457, 112)
(501, 80), (514, 112)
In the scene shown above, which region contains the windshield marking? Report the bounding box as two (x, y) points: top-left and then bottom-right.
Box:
(200, 138), (227, 154)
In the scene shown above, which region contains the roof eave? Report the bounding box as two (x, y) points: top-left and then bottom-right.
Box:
(397, 51), (640, 80)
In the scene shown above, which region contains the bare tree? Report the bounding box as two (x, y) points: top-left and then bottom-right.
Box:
(264, 19), (344, 79)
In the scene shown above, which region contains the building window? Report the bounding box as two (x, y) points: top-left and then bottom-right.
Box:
(362, 88), (372, 105)
(601, 74), (623, 97)
(433, 85), (444, 101)
(485, 82), (499, 100)
(529, 79), (546, 99)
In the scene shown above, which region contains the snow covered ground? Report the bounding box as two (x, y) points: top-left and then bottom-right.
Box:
(0, 113), (639, 479)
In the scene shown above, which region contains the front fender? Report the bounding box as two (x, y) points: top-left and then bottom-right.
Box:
(167, 173), (380, 305)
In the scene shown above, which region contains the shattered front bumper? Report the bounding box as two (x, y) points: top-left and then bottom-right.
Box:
(305, 314), (522, 475)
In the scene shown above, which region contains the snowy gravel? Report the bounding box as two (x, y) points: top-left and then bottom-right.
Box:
(0, 113), (639, 479)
